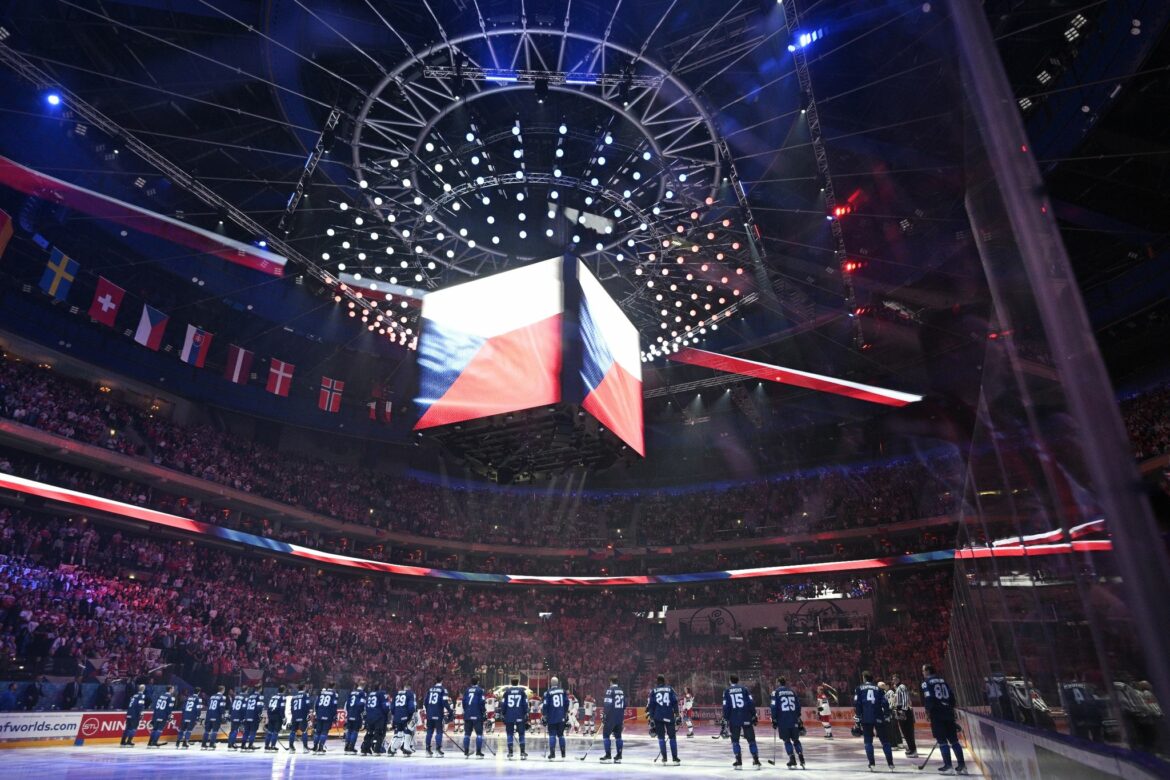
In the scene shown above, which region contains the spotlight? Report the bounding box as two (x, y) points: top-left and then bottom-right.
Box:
(45, 92), (62, 107)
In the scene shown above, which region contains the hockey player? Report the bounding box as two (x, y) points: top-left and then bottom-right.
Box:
(855, 671), (895, 772)
(771, 676), (805, 769)
(423, 676), (455, 757)
(599, 675), (626, 763)
(226, 686), (246, 749)
(201, 685), (227, 749)
(343, 684), (366, 753)
(567, 690), (580, 734)
(892, 674), (918, 757)
(312, 682), (339, 753)
(683, 686), (696, 738)
(816, 685), (834, 738)
(389, 684), (417, 756)
(647, 674), (682, 765)
(462, 676), (487, 758)
(177, 687), (201, 749)
(723, 674), (762, 770)
(501, 677), (529, 760)
(288, 684), (311, 752)
(361, 684), (389, 755)
(485, 689), (498, 734)
(921, 664), (966, 775)
(528, 690), (543, 736)
(147, 685), (176, 748)
(543, 676), (569, 760)
(583, 694), (597, 735)
(242, 685), (263, 750)
(453, 696), (464, 734)
(264, 686), (287, 751)
(120, 683), (147, 747)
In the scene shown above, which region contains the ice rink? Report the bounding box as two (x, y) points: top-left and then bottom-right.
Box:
(1, 728), (980, 778)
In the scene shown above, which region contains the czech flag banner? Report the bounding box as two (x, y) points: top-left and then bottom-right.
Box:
(134, 304), (168, 350)
(414, 257), (563, 430)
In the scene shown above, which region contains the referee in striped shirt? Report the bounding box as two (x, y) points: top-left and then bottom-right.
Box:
(891, 675), (918, 757)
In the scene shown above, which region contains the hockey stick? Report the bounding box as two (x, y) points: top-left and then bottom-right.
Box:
(767, 726), (778, 765)
(917, 742), (937, 770)
(577, 721), (600, 761)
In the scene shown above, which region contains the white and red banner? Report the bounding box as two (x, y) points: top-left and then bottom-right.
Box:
(87, 276), (124, 327)
(224, 344), (254, 385)
(266, 359), (295, 397)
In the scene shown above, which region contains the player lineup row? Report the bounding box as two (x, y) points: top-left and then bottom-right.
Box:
(113, 664), (969, 773)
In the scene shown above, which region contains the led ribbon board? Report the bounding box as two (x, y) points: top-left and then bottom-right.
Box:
(0, 156), (287, 276)
(0, 472), (1110, 587)
(670, 347), (923, 407)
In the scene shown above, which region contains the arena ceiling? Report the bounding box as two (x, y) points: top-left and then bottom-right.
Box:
(0, 0), (1166, 420)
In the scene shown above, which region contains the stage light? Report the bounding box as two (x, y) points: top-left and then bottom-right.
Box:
(386, 247), (395, 255)
(665, 190), (674, 199)
(546, 228), (554, 237)
(516, 192), (525, 201)
(482, 196), (491, 205)
(513, 149), (523, 159)
(487, 215), (495, 224)
(258, 239), (267, 248)
(459, 228), (468, 236)
(354, 216), (364, 225)
(435, 164), (445, 174)
(491, 236), (500, 244)
(326, 228), (335, 236)
(518, 212), (526, 221)
(555, 148), (564, 158)
(559, 123), (568, 135)
(425, 142), (435, 152)
(471, 155), (480, 165)
(339, 203), (349, 211)
(341, 241), (351, 249)
(516, 171), (524, 179)
(387, 213), (396, 222)
(466, 131), (476, 142)
(322, 252), (331, 260)
(373, 196), (383, 205)
(554, 168), (563, 177)
(358, 179), (369, 188)
(45, 92), (62, 107)
(597, 156), (606, 165)
(520, 230), (528, 239)
(402, 178), (412, 187)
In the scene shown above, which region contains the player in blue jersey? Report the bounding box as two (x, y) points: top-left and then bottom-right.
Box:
(263, 686), (287, 751)
(177, 687), (201, 749)
(360, 684), (389, 755)
(242, 685), (263, 750)
(500, 677), (530, 760)
(147, 685), (176, 748)
(855, 671), (895, 772)
(120, 683), (147, 747)
(286, 684), (311, 752)
(543, 676), (569, 760)
(723, 674), (762, 770)
(423, 676), (455, 757)
(226, 687), (246, 749)
(312, 682), (339, 753)
(462, 676), (487, 758)
(201, 685), (227, 749)
(389, 684), (417, 756)
(599, 676), (626, 764)
(921, 664), (966, 775)
(647, 674), (682, 765)
(343, 684), (366, 753)
(771, 676), (805, 769)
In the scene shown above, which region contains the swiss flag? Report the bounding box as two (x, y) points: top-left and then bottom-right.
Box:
(266, 359), (295, 397)
(87, 276), (125, 327)
(319, 376), (344, 413)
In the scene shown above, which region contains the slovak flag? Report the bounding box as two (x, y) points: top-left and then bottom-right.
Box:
(224, 344), (253, 385)
(266, 359), (294, 397)
(414, 257), (563, 430)
(319, 376), (344, 413)
(133, 304), (168, 350)
(87, 276), (125, 327)
(180, 324), (213, 367)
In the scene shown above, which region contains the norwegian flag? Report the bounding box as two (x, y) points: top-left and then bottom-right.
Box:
(319, 376), (344, 413)
(266, 358), (295, 397)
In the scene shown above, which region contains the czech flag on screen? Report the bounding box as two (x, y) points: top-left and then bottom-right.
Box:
(577, 261), (644, 455)
(414, 257), (563, 430)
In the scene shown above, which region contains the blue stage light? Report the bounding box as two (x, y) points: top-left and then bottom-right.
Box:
(45, 93), (62, 107)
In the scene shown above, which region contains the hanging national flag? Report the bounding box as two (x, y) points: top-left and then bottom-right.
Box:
(133, 304), (168, 350)
(0, 208), (13, 260)
(180, 324), (213, 367)
(224, 344), (254, 385)
(319, 376), (344, 413)
(367, 399), (392, 423)
(86, 276), (125, 327)
(39, 248), (78, 301)
(266, 359), (295, 397)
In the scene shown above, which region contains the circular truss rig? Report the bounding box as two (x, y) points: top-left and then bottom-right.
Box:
(325, 26), (761, 360)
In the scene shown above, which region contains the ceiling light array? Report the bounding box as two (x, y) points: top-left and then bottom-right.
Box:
(334, 116), (755, 353)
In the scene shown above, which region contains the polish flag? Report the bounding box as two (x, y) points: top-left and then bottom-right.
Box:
(266, 359), (295, 397)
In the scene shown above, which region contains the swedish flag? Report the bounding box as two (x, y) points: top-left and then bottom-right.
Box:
(39, 248), (79, 301)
